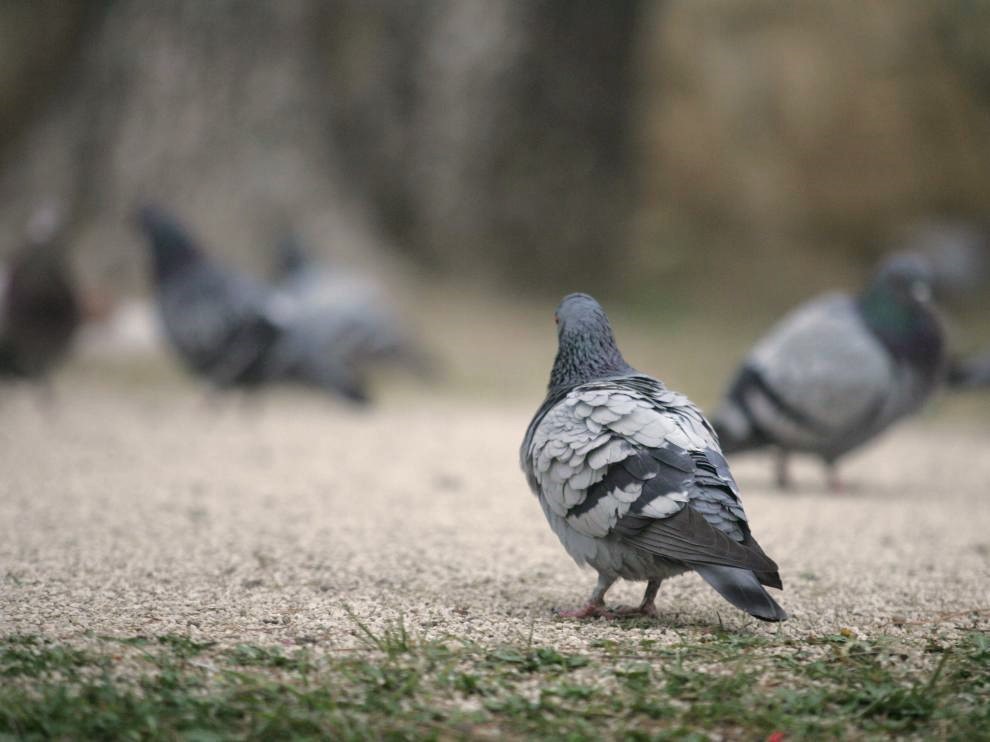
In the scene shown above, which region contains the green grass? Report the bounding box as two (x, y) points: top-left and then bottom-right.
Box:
(1, 627), (987, 740)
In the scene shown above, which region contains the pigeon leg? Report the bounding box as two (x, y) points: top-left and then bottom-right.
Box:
(555, 573), (616, 619)
(774, 449), (792, 490)
(612, 579), (662, 618)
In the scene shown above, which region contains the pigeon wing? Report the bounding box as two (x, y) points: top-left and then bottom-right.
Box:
(524, 379), (779, 579)
(736, 293), (891, 446)
(161, 265), (281, 384)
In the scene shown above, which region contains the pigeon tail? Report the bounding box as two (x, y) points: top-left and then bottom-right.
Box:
(694, 564), (788, 622)
(946, 352), (990, 389)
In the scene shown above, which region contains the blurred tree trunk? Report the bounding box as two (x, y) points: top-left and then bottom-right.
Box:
(321, 0), (644, 290)
(0, 0), (645, 294)
(0, 1), (95, 155)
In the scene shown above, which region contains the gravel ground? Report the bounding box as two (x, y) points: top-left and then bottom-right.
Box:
(1, 379), (988, 653)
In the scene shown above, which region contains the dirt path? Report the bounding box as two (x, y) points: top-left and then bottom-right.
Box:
(1, 381), (988, 651)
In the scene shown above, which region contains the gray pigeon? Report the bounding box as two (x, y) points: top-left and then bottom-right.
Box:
(713, 254), (945, 491)
(521, 293), (786, 622)
(138, 210), (396, 403)
(136, 206), (287, 390)
(269, 235), (431, 402)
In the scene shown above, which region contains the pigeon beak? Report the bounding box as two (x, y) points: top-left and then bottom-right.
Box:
(910, 281), (932, 304)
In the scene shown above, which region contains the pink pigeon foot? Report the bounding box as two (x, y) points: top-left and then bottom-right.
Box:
(611, 602), (658, 618)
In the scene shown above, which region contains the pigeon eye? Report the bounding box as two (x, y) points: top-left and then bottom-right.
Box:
(554, 315), (560, 325)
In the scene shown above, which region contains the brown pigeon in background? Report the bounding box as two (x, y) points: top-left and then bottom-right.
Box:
(0, 204), (81, 383)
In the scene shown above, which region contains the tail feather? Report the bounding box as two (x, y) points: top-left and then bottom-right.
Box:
(694, 564), (788, 622)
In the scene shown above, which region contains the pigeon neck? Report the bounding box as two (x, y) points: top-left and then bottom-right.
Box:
(276, 240), (309, 279)
(548, 326), (634, 392)
(857, 286), (943, 377)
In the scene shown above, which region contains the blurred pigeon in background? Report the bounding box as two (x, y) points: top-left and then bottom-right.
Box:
(136, 205), (288, 391)
(521, 293), (786, 622)
(713, 254), (945, 491)
(0, 203), (81, 384)
(136, 208), (409, 403)
(269, 234), (432, 403)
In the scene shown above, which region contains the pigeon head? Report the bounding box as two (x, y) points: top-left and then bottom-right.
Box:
(135, 205), (203, 280)
(12, 203), (67, 274)
(548, 293), (634, 392)
(24, 202), (64, 248)
(867, 253), (936, 306)
(858, 254), (943, 372)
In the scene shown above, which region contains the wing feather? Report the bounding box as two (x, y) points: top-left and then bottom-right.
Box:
(613, 507), (778, 576)
(524, 378), (768, 568)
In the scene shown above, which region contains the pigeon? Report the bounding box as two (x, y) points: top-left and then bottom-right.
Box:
(947, 350), (990, 389)
(713, 254), (945, 491)
(521, 293), (786, 622)
(0, 204), (81, 382)
(268, 235), (431, 402)
(137, 208), (386, 403)
(135, 206), (287, 390)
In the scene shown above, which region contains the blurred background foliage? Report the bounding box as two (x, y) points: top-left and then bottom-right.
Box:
(0, 0), (988, 327)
